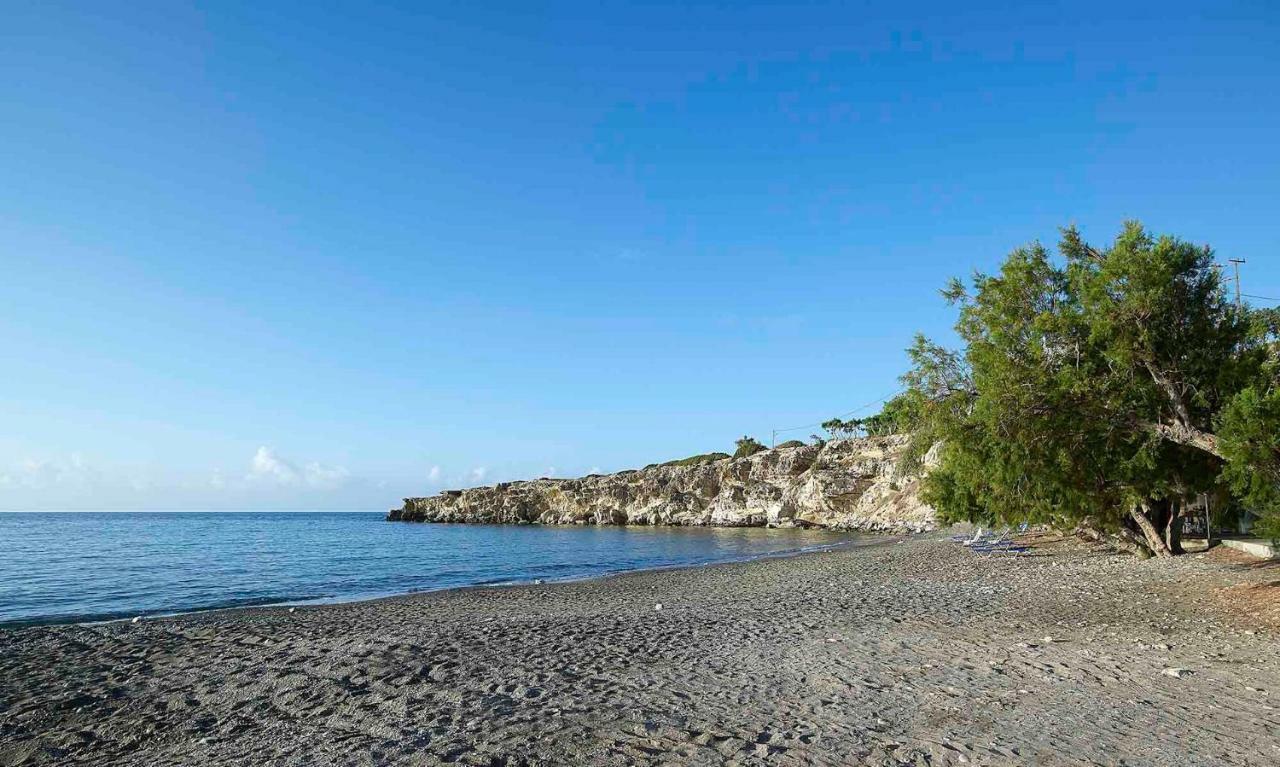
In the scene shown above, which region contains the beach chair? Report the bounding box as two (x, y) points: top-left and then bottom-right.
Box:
(969, 524), (1033, 553)
(977, 545), (1030, 555)
(970, 538), (1030, 552)
(950, 527), (1000, 546)
(971, 531), (1031, 554)
(953, 525), (1030, 553)
(970, 528), (1010, 546)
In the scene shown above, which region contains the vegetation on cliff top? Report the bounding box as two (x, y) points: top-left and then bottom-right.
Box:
(895, 221), (1280, 556)
(822, 393), (926, 440)
(656, 452), (732, 468)
(733, 436), (768, 459)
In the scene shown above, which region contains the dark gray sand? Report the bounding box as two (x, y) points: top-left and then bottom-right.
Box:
(2, 533), (1278, 766)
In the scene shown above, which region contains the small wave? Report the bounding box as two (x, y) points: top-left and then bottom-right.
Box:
(0, 593), (332, 629)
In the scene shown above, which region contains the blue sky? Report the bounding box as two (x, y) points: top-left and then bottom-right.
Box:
(2, 1), (1278, 509)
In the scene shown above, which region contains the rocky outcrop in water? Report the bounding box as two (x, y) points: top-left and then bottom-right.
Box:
(388, 436), (935, 532)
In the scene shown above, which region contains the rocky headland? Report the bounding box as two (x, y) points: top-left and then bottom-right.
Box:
(389, 436), (936, 532)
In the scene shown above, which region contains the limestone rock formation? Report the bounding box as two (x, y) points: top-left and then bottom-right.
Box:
(388, 436), (936, 532)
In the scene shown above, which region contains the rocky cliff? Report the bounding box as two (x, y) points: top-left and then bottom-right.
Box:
(388, 436), (936, 532)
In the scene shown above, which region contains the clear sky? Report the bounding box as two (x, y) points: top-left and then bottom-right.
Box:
(2, 1), (1278, 509)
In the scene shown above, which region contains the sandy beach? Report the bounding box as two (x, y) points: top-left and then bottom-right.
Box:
(2, 532), (1278, 766)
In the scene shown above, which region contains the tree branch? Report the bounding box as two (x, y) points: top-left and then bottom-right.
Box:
(1145, 362), (1193, 427)
(1150, 421), (1223, 459)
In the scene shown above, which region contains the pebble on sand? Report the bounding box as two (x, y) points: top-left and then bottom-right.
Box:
(1162, 668), (1194, 678)
(655, 603), (663, 611)
(131, 616), (141, 624)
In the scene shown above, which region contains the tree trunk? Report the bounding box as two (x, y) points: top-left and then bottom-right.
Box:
(1130, 502), (1173, 557)
(1078, 522), (1152, 558)
(1114, 526), (1154, 558)
(1165, 499), (1185, 555)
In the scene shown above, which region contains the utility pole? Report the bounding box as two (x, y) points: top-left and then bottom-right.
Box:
(1203, 492), (1212, 549)
(1229, 258), (1246, 313)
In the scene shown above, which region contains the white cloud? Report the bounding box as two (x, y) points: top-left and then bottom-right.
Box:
(249, 446), (301, 484)
(0, 454), (98, 490)
(301, 461), (349, 489)
(469, 466), (488, 483)
(0, 446), (408, 510)
(247, 446), (348, 489)
(427, 465), (442, 482)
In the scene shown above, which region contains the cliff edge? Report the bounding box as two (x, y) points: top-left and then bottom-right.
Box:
(388, 436), (935, 532)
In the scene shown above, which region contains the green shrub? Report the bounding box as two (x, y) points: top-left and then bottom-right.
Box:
(661, 452), (731, 467)
(733, 436), (767, 458)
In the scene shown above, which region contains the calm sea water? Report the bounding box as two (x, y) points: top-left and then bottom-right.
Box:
(0, 512), (857, 627)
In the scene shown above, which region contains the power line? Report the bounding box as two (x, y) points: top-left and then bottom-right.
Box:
(770, 388), (903, 446)
(1243, 293), (1280, 302)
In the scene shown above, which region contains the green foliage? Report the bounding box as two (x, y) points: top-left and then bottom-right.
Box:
(822, 394), (926, 440)
(821, 418), (862, 438)
(903, 222), (1280, 551)
(776, 440), (807, 449)
(733, 436), (767, 459)
(865, 392), (927, 436)
(660, 452), (731, 467)
(1219, 386), (1280, 540)
(1217, 306), (1280, 538)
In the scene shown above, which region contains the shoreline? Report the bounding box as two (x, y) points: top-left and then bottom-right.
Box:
(3, 532), (1278, 766)
(0, 529), (873, 631)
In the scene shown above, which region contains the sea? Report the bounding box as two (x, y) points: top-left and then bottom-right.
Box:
(0, 511), (857, 628)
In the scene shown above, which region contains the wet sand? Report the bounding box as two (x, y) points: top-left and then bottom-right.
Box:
(2, 532), (1278, 766)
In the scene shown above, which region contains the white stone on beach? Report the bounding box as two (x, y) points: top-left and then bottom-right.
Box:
(131, 616), (141, 624)
(654, 603), (662, 611)
(1162, 668), (1193, 678)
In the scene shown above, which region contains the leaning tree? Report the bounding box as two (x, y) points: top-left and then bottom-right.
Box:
(902, 222), (1280, 556)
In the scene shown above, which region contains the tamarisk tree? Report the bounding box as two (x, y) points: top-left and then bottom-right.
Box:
(904, 222), (1280, 556)
(823, 394), (927, 440)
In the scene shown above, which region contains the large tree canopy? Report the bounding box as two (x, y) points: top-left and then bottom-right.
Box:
(902, 222), (1280, 555)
